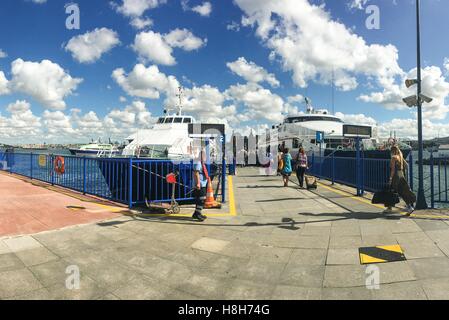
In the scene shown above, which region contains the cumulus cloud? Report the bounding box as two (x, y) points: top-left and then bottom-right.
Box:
(227, 57), (280, 88)
(0, 49), (7, 58)
(0, 71), (9, 95)
(113, 0), (166, 17)
(164, 29), (206, 51)
(130, 17), (153, 29)
(9, 59), (83, 110)
(234, 0), (402, 92)
(0, 100), (41, 139)
(444, 58), (449, 74)
(181, 1), (212, 17)
(358, 66), (449, 120)
(348, 0), (369, 10)
(112, 64), (180, 99)
(227, 22), (241, 32)
(225, 82), (285, 123)
(65, 28), (120, 64)
(132, 29), (206, 65)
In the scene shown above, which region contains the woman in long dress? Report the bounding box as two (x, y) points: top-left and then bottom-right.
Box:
(385, 145), (416, 215)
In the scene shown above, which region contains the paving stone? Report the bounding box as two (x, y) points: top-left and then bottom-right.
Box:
(0, 268), (43, 299)
(330, 225), (361, 237)
(15, 247), (59, 267)
(329, 236), (362, 249)
(326, 248), (360, 265)
(29, 259), (74, 287)
(321, 287), (373, 300)
(396, 232), (445, 259)
(415, 220), (449, 232)
(0, 253), (25, 273)
(0, 240), (11, 255)
(11, 288), (53, 300)
(372, 281), (427, 300)
(113, 276), (173, 300)
(323, 265), (366, 288)
(289, 248), (327, 265)
(377, 261), (416, 284)
(191, 237), (230, 253)
(46, 275), (105, 300)
(3, 236), (43, 252)
(420, 278), (449, 300)
(272, 285), (322, 300)
(279, 263), (325, 288)
(361, 234), (398, 247)
(233, 259), (286, 285)
(175, 274), (230, 299)
(224, 279), (274, 300)
(408, 257), (449, 280)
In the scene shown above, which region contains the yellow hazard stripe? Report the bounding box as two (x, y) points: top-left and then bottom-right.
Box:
(360, 253), (387, 264)
(377, 244), (403, 254)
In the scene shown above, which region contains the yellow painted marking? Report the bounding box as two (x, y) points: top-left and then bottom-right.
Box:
(378, 244), (403, 254)
(316, 181), (449, 220)
(228, 175), (237, 216)
(360, 253), (386, 264)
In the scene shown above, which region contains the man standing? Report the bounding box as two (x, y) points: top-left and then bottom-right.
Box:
(192, 150), (208, 222)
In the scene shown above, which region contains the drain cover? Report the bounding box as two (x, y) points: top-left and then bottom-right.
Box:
(359, 245), (406, 264)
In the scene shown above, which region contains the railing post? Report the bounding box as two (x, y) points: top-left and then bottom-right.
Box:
(430, 153), (434, 209)
(222, 134), (226, 204)
(409, 152), (414, 191)
(128, 157), (133, 209)
(332, 153), (335, 184)
(311, 153), (315, 175)
(361, 150), (365, 195)
(30, 152), (33, 180)
(83, 157), (87, 195)
(51, 154), (54, 186)
(222, 156), (226, 204)
(355, 137), (362, 196)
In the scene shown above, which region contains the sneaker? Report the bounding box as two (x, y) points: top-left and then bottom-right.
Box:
(405, 205), (415, 216)
(383, 207), (393, 214)
(192, 214), (205, 222)
(199, 214), (207, 220)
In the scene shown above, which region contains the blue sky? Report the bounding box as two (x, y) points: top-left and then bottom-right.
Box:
(0, 0), (448, 144)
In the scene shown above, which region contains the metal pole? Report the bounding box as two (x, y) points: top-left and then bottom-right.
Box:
(416, 0), (428, 209)
(83, 157), (87, 195)
(222, 134), (226, 203)
(128, 157), (133, 209)
(409, 152), (414, 190)
(30, 152), (33, 180)
(356, 137), (362, 196)
(430, 152), (434, 209)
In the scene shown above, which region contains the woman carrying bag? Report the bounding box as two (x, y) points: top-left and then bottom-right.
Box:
(295, 147), (308, 188)
(384, 145), (416, 215)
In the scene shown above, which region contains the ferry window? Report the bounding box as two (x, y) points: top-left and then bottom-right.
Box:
(165, 117), (174, 123)
(173, 117), (183, 123)
(157, 118), (165, 123)
(293, 139), (300, 149)
(183, 118), (192, 123)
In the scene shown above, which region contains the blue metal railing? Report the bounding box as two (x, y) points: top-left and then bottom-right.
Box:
(429, 154), (449, 209)
(0, 151), (227, 209)
(308, 154), (390, 194)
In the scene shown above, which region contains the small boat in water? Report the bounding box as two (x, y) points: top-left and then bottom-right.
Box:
(69, 143), (120, 158)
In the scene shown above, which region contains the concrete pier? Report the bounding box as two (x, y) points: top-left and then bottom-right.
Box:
(1, 168), (449, 300)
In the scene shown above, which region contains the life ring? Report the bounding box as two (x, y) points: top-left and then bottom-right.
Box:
(54, 156), (65, 175)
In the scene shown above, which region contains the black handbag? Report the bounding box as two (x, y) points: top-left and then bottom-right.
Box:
(372, 188), (400, 206)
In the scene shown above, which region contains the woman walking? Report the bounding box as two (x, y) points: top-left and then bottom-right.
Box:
(295, 147), (308, 188)
(385, 145), (416, 215)
(282, 148), (293, 187)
